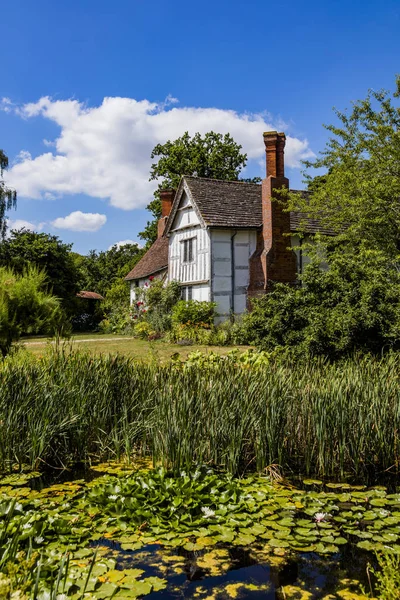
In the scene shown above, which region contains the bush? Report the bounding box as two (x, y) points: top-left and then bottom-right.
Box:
(171, 300), (217, 327)
(0, 265), (63, 356)
(243, 250), (400, 358)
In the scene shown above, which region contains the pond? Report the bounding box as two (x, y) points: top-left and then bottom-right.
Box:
(1, 462), (399, 599)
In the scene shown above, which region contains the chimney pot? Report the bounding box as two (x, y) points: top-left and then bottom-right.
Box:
(263, 131), (286, 179)
(160, 189), (176, 218)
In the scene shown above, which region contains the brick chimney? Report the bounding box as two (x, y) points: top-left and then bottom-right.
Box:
(157, 189), (176, 238)
(248, 132), (296, 297)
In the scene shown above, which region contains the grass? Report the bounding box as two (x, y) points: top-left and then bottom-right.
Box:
(1, 348), (400, 480)
(21, 332), (246, 361)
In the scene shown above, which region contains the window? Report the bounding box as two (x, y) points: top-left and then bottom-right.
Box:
(182, 238), (194, 263)
(181, 286), (193, 301)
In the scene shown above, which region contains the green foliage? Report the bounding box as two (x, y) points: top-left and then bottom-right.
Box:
(2, 349), (400, 478)
(144, 280), (181, 333)
(0, 150), (17, 240)
(139, 131), (258, 245)
(244, 241), (400, 358)
(372, 551), (400, 599)
(171, 300), (217, 327)
(0, 266), (63, 357)
(289, 76), (400, 256)
(77, 243), (141, 298)
(0, 230), (80, 318)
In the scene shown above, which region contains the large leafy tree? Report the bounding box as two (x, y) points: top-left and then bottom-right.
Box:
(77, 242), (141, 298)
(0, 150), (17, 239)
(246, 77), (400, 357)
(0, 230), (81, 317)
(139, 131), (260, 245)
(0, 266), (62, 356)
(290, 75), (400, 256)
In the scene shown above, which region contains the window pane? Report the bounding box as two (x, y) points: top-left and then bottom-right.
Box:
(188, 286), (193, 301)
(188, 239), (193, 262)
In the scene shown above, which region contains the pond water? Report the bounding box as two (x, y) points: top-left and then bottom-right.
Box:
(1, 462), (399, 599)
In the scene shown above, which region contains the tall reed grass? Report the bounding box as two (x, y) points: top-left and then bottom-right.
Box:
(1, 348), (399, 479)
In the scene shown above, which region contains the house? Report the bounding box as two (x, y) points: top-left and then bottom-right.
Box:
(125, 132), (327, 321)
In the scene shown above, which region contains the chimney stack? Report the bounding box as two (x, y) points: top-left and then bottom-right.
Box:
(248, 132), (296, 298)
(157, 189), (176, 238)
(264, 131), (286, 178)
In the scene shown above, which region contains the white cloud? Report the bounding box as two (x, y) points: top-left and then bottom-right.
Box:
(52, 211), (107, 232)
(6, 95), (315, 210)
(7, 219), (44, 232)
(108, 239), (142, 250)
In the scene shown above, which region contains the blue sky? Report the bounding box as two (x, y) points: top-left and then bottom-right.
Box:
(1, 0), (399, 254)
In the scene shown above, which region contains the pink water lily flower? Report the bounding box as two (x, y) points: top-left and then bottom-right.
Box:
(314, 512), (330, 523)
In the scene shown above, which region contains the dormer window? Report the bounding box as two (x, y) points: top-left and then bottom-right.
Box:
(182, 238), (194, 263)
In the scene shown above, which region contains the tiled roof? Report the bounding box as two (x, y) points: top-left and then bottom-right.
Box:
(184, 177), (262, 228)
(76, 291), (104, 300)
(184, 178), (334, 234)
(125, 236), (168, 281)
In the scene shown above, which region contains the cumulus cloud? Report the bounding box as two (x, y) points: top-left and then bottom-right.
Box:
(108, 239), (142, 250)
(52, 211), (107, 232)
(6, 96), (315, 210)
(7, 219), (44, 233)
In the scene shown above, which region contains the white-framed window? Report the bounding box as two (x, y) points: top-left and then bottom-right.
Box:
(181, 286), (193, 301)
(182, 238), (195, 263)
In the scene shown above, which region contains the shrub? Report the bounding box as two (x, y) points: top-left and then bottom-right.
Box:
(243, 251), (400, 358)
(133, 321), (153, 340)
(171, 300), (217, 327)
(0, 266), (63, 356)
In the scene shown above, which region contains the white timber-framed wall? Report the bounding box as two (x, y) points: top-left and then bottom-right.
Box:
(210, 229), (257, 323)
(168, 190), (211, 302)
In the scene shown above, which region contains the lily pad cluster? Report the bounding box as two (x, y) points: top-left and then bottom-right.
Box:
(1, 465), (399, 598)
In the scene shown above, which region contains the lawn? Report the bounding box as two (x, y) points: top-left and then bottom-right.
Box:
(21, 332), (247, 361)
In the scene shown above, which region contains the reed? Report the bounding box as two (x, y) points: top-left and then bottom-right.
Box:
(1, 348), (399, 479)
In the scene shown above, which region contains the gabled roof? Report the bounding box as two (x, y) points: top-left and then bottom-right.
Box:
(165, 177), (262, 233)
(166, 177), (334, 235)
(125, 236), (168, 281)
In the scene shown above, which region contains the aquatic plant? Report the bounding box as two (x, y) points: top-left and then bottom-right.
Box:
(1, 348), (400, 479)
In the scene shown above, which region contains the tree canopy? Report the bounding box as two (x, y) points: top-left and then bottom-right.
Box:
(76, 242), (141, 298)
(0, 150), (17, 239)
(139, 131), (260, 245)
(0, 230), (81, 317)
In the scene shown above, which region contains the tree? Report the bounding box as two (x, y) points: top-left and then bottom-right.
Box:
(0, 150), (17, 239)
(0, 266), (62, 356)
(0, 230), (81, 317)
(77, 242), (141, 298)
(246, 76), (400, 357)
(139, 131), (260, 245)
(289, 75), (400, 257)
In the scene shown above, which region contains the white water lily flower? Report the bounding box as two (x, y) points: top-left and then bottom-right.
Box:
(22, 523), (32, 530)
(108, 494), (118, 501)
(201, 507), (215, 518)
(379, 509), (390, 517)
(34, 536), (44, 544)
(314, 512), (329, 523)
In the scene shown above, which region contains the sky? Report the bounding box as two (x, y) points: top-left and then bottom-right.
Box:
(1, 0), (399, 254)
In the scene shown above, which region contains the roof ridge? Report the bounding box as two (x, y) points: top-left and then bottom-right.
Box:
(184, 176), (261, 186)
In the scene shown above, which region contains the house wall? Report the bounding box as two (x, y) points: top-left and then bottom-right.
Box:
(291, 235), (329, 274)
(211, 229), (257, 322)
(168, 192), (211, 301)
(129, 270), (167, 304)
